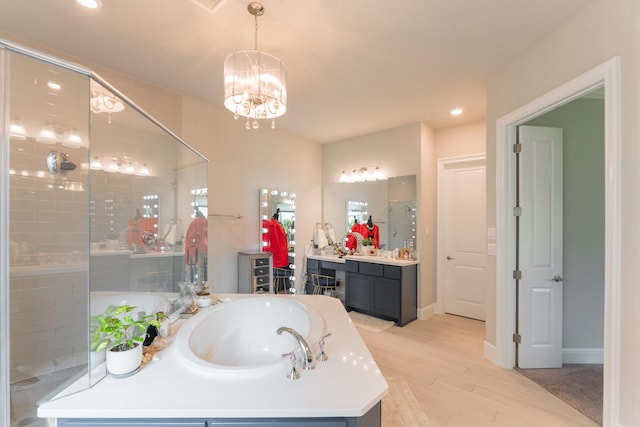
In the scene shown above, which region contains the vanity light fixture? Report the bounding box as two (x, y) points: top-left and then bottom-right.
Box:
(339, 166), (385, 183)
(373, 166), (384, 181)
(76, 0), (102, 9)
(47, 81), (62, 91)
(36, 124), (57, 145)
(90, 157), (102, 170)
(9, 117), (27, 140)
(107, 159), (119, 172)
(223, 2), (287, 130)
(62, 128), (83, 148)
(124, 163), (136, 174)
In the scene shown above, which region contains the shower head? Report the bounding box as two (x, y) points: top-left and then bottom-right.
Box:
(47, 151), (77, 174)
(60, 152), (77, 171)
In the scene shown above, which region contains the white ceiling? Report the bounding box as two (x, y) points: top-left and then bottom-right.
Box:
(0, 0), (591, 143)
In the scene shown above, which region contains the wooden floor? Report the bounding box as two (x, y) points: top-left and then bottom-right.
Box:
(358, 314), (600, 427)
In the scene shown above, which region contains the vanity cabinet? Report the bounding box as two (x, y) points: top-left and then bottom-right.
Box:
(345, 260), (417, 326)
(54, 401), (380, 426)
(305, 258), (345, 294)
(238, 251), (273, 293)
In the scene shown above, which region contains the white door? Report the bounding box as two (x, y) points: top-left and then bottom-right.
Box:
(518, 125), (563, 369)
(442, 158), (486, 320)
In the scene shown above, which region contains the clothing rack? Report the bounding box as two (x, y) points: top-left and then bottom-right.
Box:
(208, 213), (243, 219)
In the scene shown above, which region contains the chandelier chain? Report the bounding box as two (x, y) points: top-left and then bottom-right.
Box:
(254, 13), (259, 51)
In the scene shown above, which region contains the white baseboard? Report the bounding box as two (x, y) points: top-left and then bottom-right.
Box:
(562, 348), (604, 364)
(484, 341), (497, 364)
(418, 303), (436, 320)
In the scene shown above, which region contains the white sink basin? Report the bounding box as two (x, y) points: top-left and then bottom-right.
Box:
(175, 296), (325, 377)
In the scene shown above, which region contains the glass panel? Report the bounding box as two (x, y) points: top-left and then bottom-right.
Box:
(87, 78), (208, 382)
(3, 45), (208, 426)
(8, 51), (91, 427)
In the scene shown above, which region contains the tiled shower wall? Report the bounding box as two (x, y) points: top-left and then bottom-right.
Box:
(8, 141), (183, 381)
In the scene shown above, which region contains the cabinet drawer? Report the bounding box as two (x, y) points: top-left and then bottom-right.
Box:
(254, 266), (269, 276)
(384, 265), (401, 280)
(346, 260), (359, 273)
(254, 275), (269, 285)
(253, 257), (269, 267)
(360, 262), (383, 277)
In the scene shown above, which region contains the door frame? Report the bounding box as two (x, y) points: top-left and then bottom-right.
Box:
(436, 153), (486, 315)
(494, 57), (620, 424)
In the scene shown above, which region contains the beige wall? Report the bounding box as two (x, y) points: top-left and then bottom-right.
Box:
(419, 123), (436, 310)
(435, 120), (486, 160)
(181, 97), (322, 292)
(486, 0), (639, 424)
(322, 123), (422, 184)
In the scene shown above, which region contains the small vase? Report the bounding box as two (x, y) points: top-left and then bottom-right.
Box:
(106, 343), (142, 377)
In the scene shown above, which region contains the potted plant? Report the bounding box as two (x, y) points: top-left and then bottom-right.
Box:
(91, 304), (160, 377)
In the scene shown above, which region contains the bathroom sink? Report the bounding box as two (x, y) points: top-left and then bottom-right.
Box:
(175, 296), (325, 377)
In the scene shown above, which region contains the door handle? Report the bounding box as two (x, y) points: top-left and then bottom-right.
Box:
(549, 275), (563, 282)
(446, 256), (454, 260)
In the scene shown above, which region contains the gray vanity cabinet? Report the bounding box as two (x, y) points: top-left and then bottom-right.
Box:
(345, 260), (417, 326)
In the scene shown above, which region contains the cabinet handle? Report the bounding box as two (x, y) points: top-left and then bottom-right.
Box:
(446, 256), (454, 260)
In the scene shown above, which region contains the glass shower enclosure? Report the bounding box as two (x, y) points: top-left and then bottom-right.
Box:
(0, 40), (208, 426)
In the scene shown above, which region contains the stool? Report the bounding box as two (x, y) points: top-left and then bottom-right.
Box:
(311, 274), (343, 298)
(273, 267), (291, 294)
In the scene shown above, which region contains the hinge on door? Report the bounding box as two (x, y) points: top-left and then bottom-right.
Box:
(513, 333), (522, 344)
(513, 206), (522, 216)
(513, 270), (522, 280)
(513, 143), (522, 153)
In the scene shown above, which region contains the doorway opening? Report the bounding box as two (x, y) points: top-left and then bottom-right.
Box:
(494, 57), (621, 425)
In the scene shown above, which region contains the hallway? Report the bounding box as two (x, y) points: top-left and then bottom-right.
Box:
(359, 314), (599, 426)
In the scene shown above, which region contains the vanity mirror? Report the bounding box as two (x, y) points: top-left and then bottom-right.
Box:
(259, 189), (296, 288)
(323, 175), (416, 251)
(347, 200), (368, 230)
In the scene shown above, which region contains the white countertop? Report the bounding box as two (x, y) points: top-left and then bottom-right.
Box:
(308, 253), (418, 267)
(38, 294), (388, 420)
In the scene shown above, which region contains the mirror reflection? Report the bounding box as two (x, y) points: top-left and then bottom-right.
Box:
(323, 175), (417, 253)
(260, 189), (296, 291)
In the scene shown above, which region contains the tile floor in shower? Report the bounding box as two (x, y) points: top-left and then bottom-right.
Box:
(11, 365), (86, 427)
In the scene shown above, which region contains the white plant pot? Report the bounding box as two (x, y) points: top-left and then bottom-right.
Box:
(106, 343), (142, 377)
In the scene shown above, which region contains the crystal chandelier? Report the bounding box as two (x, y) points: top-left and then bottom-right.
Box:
(224, 2), (287, 130)
(90, 81), (125, 115)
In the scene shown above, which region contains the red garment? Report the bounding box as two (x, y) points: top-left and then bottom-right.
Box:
(262, 218), (289, 268)
(185, 216), (208, 265)
(362, 223), (380, 249)
(346, 222), (366, 250)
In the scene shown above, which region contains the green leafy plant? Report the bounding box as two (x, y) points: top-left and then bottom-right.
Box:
(91, 304), (160, 353)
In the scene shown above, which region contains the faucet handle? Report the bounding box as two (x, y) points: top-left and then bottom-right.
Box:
(282, 352), (300, 380)
(318, 333), (332, 362)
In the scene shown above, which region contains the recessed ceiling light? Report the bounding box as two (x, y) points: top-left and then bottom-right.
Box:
(76, 0), (102, 9)
(450, 108), (464, 116)
(47, 81), (61, 91)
